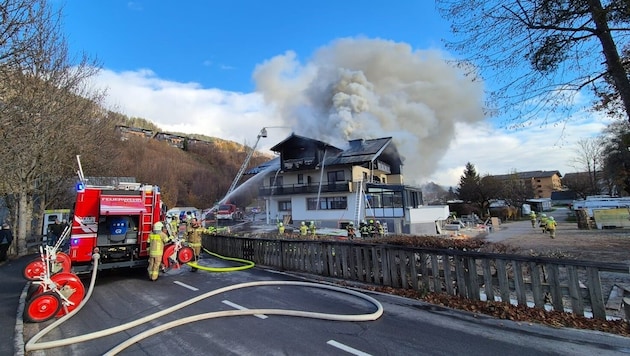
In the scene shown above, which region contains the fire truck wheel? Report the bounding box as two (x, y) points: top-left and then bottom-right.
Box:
(177, 247), (194, 264)
(50, 272), (85, 317)
(25, 291), (62, 323)
(23, 259), (46, 281)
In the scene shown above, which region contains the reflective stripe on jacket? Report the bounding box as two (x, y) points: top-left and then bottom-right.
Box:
(149, 232), (165, 257)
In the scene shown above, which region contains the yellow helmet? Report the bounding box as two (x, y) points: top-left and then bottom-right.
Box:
(153, 222), (163, 232)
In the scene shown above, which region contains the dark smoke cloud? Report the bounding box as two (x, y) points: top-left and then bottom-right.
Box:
(253, 37), (486, 183)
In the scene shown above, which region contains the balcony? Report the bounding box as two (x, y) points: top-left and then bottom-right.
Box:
(259, 181), (351, 196)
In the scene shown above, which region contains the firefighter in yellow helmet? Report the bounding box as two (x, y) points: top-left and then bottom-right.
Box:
(529, 211), (537, 228)
(539, 214), (548, 234)
(299, 221), (308, 236)
(277, 221), (285, 235)
(308, 221), (317, 236)
(148, 222), (169, 281)
(546, 216), (557, 239)
(187, 218), (205, 272)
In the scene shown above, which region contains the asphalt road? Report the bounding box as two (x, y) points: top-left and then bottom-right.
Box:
(3, 248), (630, 355)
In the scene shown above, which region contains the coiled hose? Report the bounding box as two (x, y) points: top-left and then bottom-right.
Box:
(25, 251), (384, 355)
(185, 246), (255, 271)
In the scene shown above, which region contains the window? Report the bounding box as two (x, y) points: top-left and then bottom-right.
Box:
(269, 176), (283, 186)
(366, 189), (403, 208)
(297, 174), (304, 184)
(327, 170), (345, 182)
(306, 196), (347, 210)
(278, 201), (292, 211)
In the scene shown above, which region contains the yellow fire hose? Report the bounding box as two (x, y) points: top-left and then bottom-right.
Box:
(25, 251), (384, 355)
(185, 246), (255, 271)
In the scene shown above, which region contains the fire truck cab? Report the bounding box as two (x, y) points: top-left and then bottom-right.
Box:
(68, 182), (164, 273)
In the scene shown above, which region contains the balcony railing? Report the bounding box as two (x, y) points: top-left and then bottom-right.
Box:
(259, 181), (351, 196)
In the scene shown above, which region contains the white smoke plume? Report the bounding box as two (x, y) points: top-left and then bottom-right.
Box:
(253, 37), (486, 184)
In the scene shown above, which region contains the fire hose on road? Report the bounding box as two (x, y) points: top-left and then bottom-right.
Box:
(25, 251), (384, 355)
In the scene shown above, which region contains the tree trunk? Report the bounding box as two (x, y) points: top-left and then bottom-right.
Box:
(588, 0), (630, 123)
(17, 192), (29, 256)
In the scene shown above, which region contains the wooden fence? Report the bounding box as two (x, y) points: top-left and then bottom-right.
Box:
(204, 235), (630, 320)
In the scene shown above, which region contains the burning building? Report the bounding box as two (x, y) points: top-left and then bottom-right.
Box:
(250, 133), (430, 234)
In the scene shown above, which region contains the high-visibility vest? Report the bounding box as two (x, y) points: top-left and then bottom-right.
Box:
(148, 232), (165, 257)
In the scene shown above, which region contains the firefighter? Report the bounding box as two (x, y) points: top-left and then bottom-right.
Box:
(299, 221), (308, 236)
(359, 220), (369, 239)
(346, 222), (356, 239)
(148, 222), (169, 281)
(546, 216), (557, 239)
(206, 225), (217, 235)
(367, 219), (376, 238)
(375, 220), (384, 237)
(278, 222), (285, 235)
(187, 218), (205, 271)
(308, 221), (317, 236)
(539, 214), (548, 233)
(529, 211), (537, 228)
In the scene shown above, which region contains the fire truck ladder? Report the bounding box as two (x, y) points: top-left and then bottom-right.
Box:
(141, 187), (155, 234)
(353, 179), (364, 225)
(353, 178), (375, 225)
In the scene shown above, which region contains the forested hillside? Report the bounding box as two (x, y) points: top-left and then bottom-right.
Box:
(111, 116), (273, 210)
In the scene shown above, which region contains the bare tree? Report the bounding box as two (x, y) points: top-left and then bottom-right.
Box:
(570, 138), (604, 192)
(436, 0), (630, 124)
(0, 0), (110, 255)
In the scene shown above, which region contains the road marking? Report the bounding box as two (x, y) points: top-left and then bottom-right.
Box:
(222, 300), (268, 319)
(327, 340), (371, 356)
(173, 281), (199, 291)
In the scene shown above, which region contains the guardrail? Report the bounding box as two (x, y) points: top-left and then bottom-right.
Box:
(203, 235), (630, 320)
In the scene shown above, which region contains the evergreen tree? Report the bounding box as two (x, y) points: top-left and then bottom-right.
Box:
(456, 162), (481, 203)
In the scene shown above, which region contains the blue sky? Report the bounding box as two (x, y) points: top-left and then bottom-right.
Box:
(58, 1), (611, 187)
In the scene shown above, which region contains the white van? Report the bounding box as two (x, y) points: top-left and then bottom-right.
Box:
(166, 207), (201, 221)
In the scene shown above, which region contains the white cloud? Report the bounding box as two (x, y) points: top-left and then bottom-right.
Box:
(95, 69), (290, 147)
(94, 68), (613, 189)
(427, 113), (613, 187)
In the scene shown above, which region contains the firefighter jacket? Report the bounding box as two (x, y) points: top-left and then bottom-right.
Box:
(299, 224), (308, 236)
(546, 219), (557, 230)
(376, 223), (384, 236)
(148, 232), (168, 257)
(188, 226), (204, 245)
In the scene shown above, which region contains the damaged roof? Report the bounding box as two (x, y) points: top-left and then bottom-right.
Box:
(323, 137), (401, 169)
(246, 134), (403, 175)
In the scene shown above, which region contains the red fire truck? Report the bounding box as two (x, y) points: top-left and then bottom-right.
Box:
(22, 179), (194, 322)
(69, 181), (164, 273)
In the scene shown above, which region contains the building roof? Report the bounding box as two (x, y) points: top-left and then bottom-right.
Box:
(247, 135), (402, 174)
(246, 156), (280, 174)
(323, 137), (401, 170)
(269, 133), (342, 153)
(491, 170), (562, 180)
